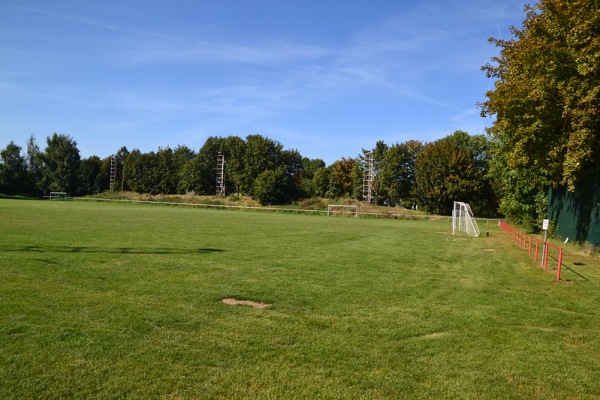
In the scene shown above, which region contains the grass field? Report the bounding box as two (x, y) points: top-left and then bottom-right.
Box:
(1, 199), (599, 399)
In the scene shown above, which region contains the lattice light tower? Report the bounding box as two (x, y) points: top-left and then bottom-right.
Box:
(110, 155), (117, 191)
(362, 151), (374, 203)
(216, 152), (226, 197)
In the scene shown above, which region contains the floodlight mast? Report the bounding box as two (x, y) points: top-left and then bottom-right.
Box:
(363, 151), (374, 203)
(110, 155), (117, 191)
(216, 152), (226, 197)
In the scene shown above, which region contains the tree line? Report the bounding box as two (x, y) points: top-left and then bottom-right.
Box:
(480, 0), (599, 229)
(0, 130), (500, 217)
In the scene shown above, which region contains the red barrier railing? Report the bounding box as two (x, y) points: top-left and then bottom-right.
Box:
(498, 221), (563, 280)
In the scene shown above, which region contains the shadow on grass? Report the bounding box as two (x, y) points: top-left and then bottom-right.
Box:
(546, 253), (590, 281)
(0, 245), (225, 255)
(562, 263), (589, 281)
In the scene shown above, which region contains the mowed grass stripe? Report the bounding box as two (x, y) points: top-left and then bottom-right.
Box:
(1, 199), (599, 399)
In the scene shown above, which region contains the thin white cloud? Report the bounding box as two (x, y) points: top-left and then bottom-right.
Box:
(1, 1), (527, 162)
(11, 4), (328, 66)
(12, 5), (119, 31)
(115, 35), (329, 66)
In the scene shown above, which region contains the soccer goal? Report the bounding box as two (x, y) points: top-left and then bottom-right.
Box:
(327, 205), (359, 218)
(452, 201), (480, 237)
(49, 192), (68, 201)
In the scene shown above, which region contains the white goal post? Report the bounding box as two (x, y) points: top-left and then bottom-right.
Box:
(48, 192), (68, 201)
(452, 201), (480, 237)
(327, 205), (359, 218)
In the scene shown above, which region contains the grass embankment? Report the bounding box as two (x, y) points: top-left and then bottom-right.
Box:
(1, 199), (599, 399)
(85, 191), (430, 218)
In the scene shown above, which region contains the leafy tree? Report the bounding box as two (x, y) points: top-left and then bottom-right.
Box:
(124, 149), (160, 194)
(157, 147), (177, 194)
(186, 137), (226, 195)
(298, 157), (326, 197)
(372, 140), (423, 207)
(370, 140), (389, 202)
(78, 156), (103, 195)
(253, 167), (292, 205)
(178, 158), (198, 195)
(327, 157), (358, 198)
(37, 133), (81, 194)
(239, 135), (283, 196)
(123, 150), (141, 192)
(414, 132), (493, 215)
(480, 0), (600, 225)
(98, 157), (112, 192)
(173, 145), (195, 194)
(114, 146), (129, 191)
(155, 146), (194, 195)
(280, 149), (304, 200)
(222, 136), (246, 195)
(351, 159), (363, 199)
(179, 137), (244, 196)
(312, 167), (331, 198)
(25, 134), (41, 194)
(301, 157), (326, 177)
(0, 141), (28, 195)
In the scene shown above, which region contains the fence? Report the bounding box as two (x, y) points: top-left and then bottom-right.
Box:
(548, 172), (600, 247)
(498, 221), (564, 280)
(75, 197), (502, 222)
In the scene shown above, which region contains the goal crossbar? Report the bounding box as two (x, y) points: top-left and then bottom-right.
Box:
(452, 201), (480, 237)
(48, 192), (68, 201)
(327, 205), (359, 218)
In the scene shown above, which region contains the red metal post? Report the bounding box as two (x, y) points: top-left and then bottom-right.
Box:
(556, 248), (563, 281)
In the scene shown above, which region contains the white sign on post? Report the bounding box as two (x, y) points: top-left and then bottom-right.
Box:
(542, 219), (550, 230)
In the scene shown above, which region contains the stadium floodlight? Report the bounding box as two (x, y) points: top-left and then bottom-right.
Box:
(452, 201), (480, 237)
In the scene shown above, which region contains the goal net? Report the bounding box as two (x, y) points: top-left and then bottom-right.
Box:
(49, 192), (68, 201)
(452, 201), (480, 237)
(327, 205), (359, 218)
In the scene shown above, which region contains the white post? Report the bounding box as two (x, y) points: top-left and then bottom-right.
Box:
(542, 219), (549, 265)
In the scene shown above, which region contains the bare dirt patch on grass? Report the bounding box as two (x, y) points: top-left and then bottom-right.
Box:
(222, 298), (271, 309)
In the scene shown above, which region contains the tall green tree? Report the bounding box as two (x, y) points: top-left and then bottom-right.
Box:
(123, 150), (160, 194)
(173, 145), (195, 194)
(414, 132), (494, 216)
(373, 140), (423, 207)
(98, 157), (112, 192)
(298, 157), (326, 197)
(240, 135), (283, 196)
(222, 136), (246, 195)
(253, 167), (292, 205)
(0, 141), (28, 195)
(312, 167), (331, 198)
(327, 157), (358, 198)
(37, 133), (81, 194)
(480, 0), (600, 225)
(156, 147), (177, 194)
(114, 146), (129, 191)
(186, 136), (227, 195)
(78, 156), (103, 195)
(25, 134), (41, 194)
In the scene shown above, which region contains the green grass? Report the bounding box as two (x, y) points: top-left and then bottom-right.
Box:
(1, 199), (599, 399)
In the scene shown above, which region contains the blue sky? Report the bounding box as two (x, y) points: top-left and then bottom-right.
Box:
(0, 0), (527, 165)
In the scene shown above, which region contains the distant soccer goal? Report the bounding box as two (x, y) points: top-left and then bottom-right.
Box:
(48, 192), (68, 201)
(452, 201), (480, 237)
(327, 205), (359, 218)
